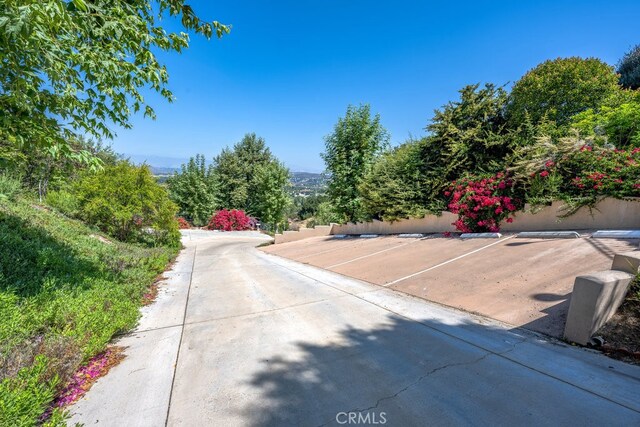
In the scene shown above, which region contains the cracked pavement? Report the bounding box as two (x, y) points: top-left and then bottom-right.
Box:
(69, 230), (640, 426)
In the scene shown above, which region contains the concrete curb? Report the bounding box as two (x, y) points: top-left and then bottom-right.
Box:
(592, 230), (640, 239)
(460, 232), (502, 239)
(517, 231), (581, 239)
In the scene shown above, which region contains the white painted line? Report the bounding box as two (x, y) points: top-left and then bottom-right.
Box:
(332, 234), (348, 239)
(398, 233), (425, 238)
(461, 232), (502, 239)
(360, 234), (379, 238)
(517, 231), (581, 239)
(295, 239), (362, 261)
(384, 235), (516, 287)
(592, 230), (640, 239)
(326, 237), (425, 269)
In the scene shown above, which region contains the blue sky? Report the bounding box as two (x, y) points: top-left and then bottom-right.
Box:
(116, 1), (640, 172)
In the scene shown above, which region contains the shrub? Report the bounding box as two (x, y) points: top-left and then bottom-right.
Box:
(0, 173), (22, 202)
(360, 139), (435, 221)
(313, 201), (343, 225)
(46, 189), (79, 216)
(561, 145), (640, 201)
(571, 101), (640, 148)
(177, 217), (191, 229)
(446, 173), (522, 232)
(207, 209), (251, 231)
(511, 133), (640, 208)
(73, 161), (180, 246)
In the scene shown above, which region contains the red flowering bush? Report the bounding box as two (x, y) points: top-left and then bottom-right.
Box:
(207, 209), (252, 231)
(446, 172), (522, 232)
(562, 146), (640, 199)
(176, 217), (191, 229)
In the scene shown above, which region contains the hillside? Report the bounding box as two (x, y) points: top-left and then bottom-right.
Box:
(289, 171), (328, 196)
(0, 199), (178, 425)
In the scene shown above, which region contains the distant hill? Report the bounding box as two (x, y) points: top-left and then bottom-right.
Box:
(150, 167), (328, 194)
(290, 171), (328, 196)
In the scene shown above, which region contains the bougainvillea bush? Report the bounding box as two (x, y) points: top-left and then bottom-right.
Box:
(445, 172), (522, 232)
(207, 209), (252, 231)
(561, 145), (640, 200)
(176, 217), (191, 229)
(518, 141), (640, 208)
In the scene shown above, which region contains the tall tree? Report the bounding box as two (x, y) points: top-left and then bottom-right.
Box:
(618, 44), (640, 90)
(0, 1), (228, 159)
(321, 104), (389, 223)
(251, 161), (291, 232)
(213, 133), (275, 211)
(167, 154), (218, 226)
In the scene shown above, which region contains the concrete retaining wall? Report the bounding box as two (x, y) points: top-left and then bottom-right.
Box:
(274, 198), (640, 243)
(331, 213), (458, 235)
(501, 198), (640, 232)
(274, 225), (333, 244)
(331, 198), (640, 236)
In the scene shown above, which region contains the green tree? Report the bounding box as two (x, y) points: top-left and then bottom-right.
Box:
(251, 161), (291, 232)
(74, 161), (179, 245)
(0, 1), (228, 157)
(360, 139), (432, 221)
(426, 83), (510, 175)
(618, 44), (640, 90)
(213, 133), (274, 210)
(167, 154), (218, 226)
(321, 104), (389, 223)
(507, 57), (620, 126)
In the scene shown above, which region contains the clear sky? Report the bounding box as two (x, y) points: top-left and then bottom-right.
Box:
(115, 0), (640, 172)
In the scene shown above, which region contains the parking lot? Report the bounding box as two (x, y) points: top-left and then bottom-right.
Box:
(261, 233), (640, 337)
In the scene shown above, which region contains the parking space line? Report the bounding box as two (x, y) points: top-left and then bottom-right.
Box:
(326, 237), (425, 269)
(294, 240), (360, 261)
(384, 235), (516, 286)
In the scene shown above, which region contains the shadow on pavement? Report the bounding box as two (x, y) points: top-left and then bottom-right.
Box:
(240, 314), (637, 427)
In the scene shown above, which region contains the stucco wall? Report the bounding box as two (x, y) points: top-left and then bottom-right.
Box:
(331, 212), (458, 235)
(501, 198), (640, 231)
(274, 225), (333, 244)
(273, 198), (640, 243)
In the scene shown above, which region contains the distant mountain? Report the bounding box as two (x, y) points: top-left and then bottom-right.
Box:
(150, 166), (180, 175)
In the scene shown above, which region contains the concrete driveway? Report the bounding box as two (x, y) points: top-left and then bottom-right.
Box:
(69, 230), (640, 426)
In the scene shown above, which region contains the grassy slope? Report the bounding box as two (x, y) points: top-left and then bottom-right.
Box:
(0, 199), (179, 426)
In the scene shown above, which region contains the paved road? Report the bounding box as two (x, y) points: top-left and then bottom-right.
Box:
(69, 230), (640, 426)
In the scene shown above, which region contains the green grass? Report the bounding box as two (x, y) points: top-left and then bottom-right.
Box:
(0, 198), (179, 426)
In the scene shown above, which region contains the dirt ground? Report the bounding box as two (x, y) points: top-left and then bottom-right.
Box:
(596, 278), (640, 364)
(261, 233), (640, 339)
